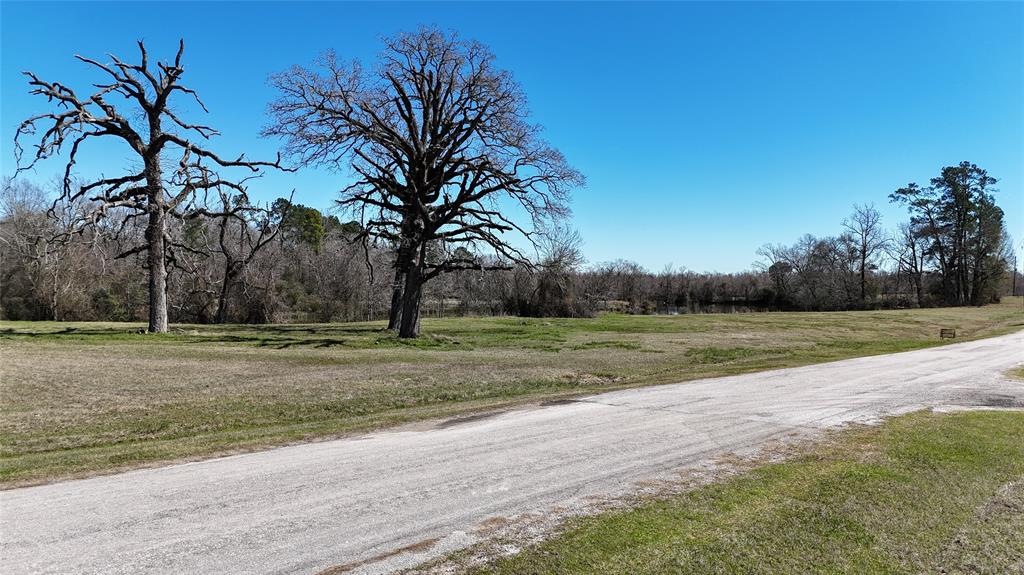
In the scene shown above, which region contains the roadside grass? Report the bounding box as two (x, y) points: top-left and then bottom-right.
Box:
(1, 298), (1021, 487)
(463, 410), (1024, 575)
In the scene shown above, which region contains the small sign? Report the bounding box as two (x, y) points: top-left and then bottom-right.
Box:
(939, 328), (956, 339)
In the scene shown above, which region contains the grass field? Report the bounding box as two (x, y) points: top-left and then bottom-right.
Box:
(463, 410), (1024, 575)
(1, 298), (1021, 487)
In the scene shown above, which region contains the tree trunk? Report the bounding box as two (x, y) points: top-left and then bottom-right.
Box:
(398, 260), (424, 338)
(387, 266), (405, 330)
(859, 250), (867, 305)
(913, 272), (923, 307)
(215, 287), (229, 324)
(387, 233), (415, 330)
(50, 263), (60, 321)
(146, 205), (169, 333)
(144, 151), (169, 333)
(911, 245), (924, 308)
(215, 264), (237, 324)
(970, 246), (985, 306)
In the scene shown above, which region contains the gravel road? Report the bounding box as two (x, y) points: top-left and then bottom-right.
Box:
(2, 331), (1022, 574)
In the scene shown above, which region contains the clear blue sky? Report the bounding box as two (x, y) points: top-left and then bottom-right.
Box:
(2, 1), (1021, 272)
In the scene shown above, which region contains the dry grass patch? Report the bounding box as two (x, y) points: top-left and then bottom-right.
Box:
(2, 298), (1021, 486)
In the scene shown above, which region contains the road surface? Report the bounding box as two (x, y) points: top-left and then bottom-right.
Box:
(2, 331), (1023, 574)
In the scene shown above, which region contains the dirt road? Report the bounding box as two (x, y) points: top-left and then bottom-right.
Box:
(2, 331), (1022, 574)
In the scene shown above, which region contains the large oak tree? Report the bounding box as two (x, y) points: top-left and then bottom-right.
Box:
(266, 28), (583, 337)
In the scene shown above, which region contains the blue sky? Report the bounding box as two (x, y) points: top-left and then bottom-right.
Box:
(2, 1), (1021, 272)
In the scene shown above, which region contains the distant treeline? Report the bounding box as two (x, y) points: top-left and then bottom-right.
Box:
(0, 162), (1018, 323)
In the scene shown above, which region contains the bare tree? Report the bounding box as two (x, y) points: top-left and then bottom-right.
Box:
(0, 177), (100, 320)
(0, 178), (57, 318)
(208, 193), (288, 324)
(523, 226), (588, 317)
(842, 203), (887, 305)
(14, 40), (287, 332)
(266, 28), (583, 337)
(892, 221), (929, 307)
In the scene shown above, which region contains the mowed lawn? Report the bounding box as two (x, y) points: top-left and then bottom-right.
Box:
(1, 299), (1022, 487)
(466, 410), (1024, 575)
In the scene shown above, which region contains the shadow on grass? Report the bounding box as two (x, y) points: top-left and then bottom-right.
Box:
(0, 324), (387, 348)
(0, 322), (486, 351)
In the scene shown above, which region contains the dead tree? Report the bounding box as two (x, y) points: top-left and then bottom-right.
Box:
(15, 40), (286, 332)
(266, 28), (583, 337)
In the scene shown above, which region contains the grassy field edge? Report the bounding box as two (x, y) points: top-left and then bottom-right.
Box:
(2, 300), (1022, 488)
(438, 410), (1024, 575)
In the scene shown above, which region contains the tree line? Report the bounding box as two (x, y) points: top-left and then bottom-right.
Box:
(3, 162), (1016, 325)
(2, 31), (1017, 334)
(757, 164), (1014, 312)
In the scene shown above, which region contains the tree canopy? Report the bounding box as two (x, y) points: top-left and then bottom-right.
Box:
(266, 27), (584, 336)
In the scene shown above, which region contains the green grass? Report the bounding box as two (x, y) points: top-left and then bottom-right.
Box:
(465, 410), (1024, 575)
(1, 298), (1021, 487)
